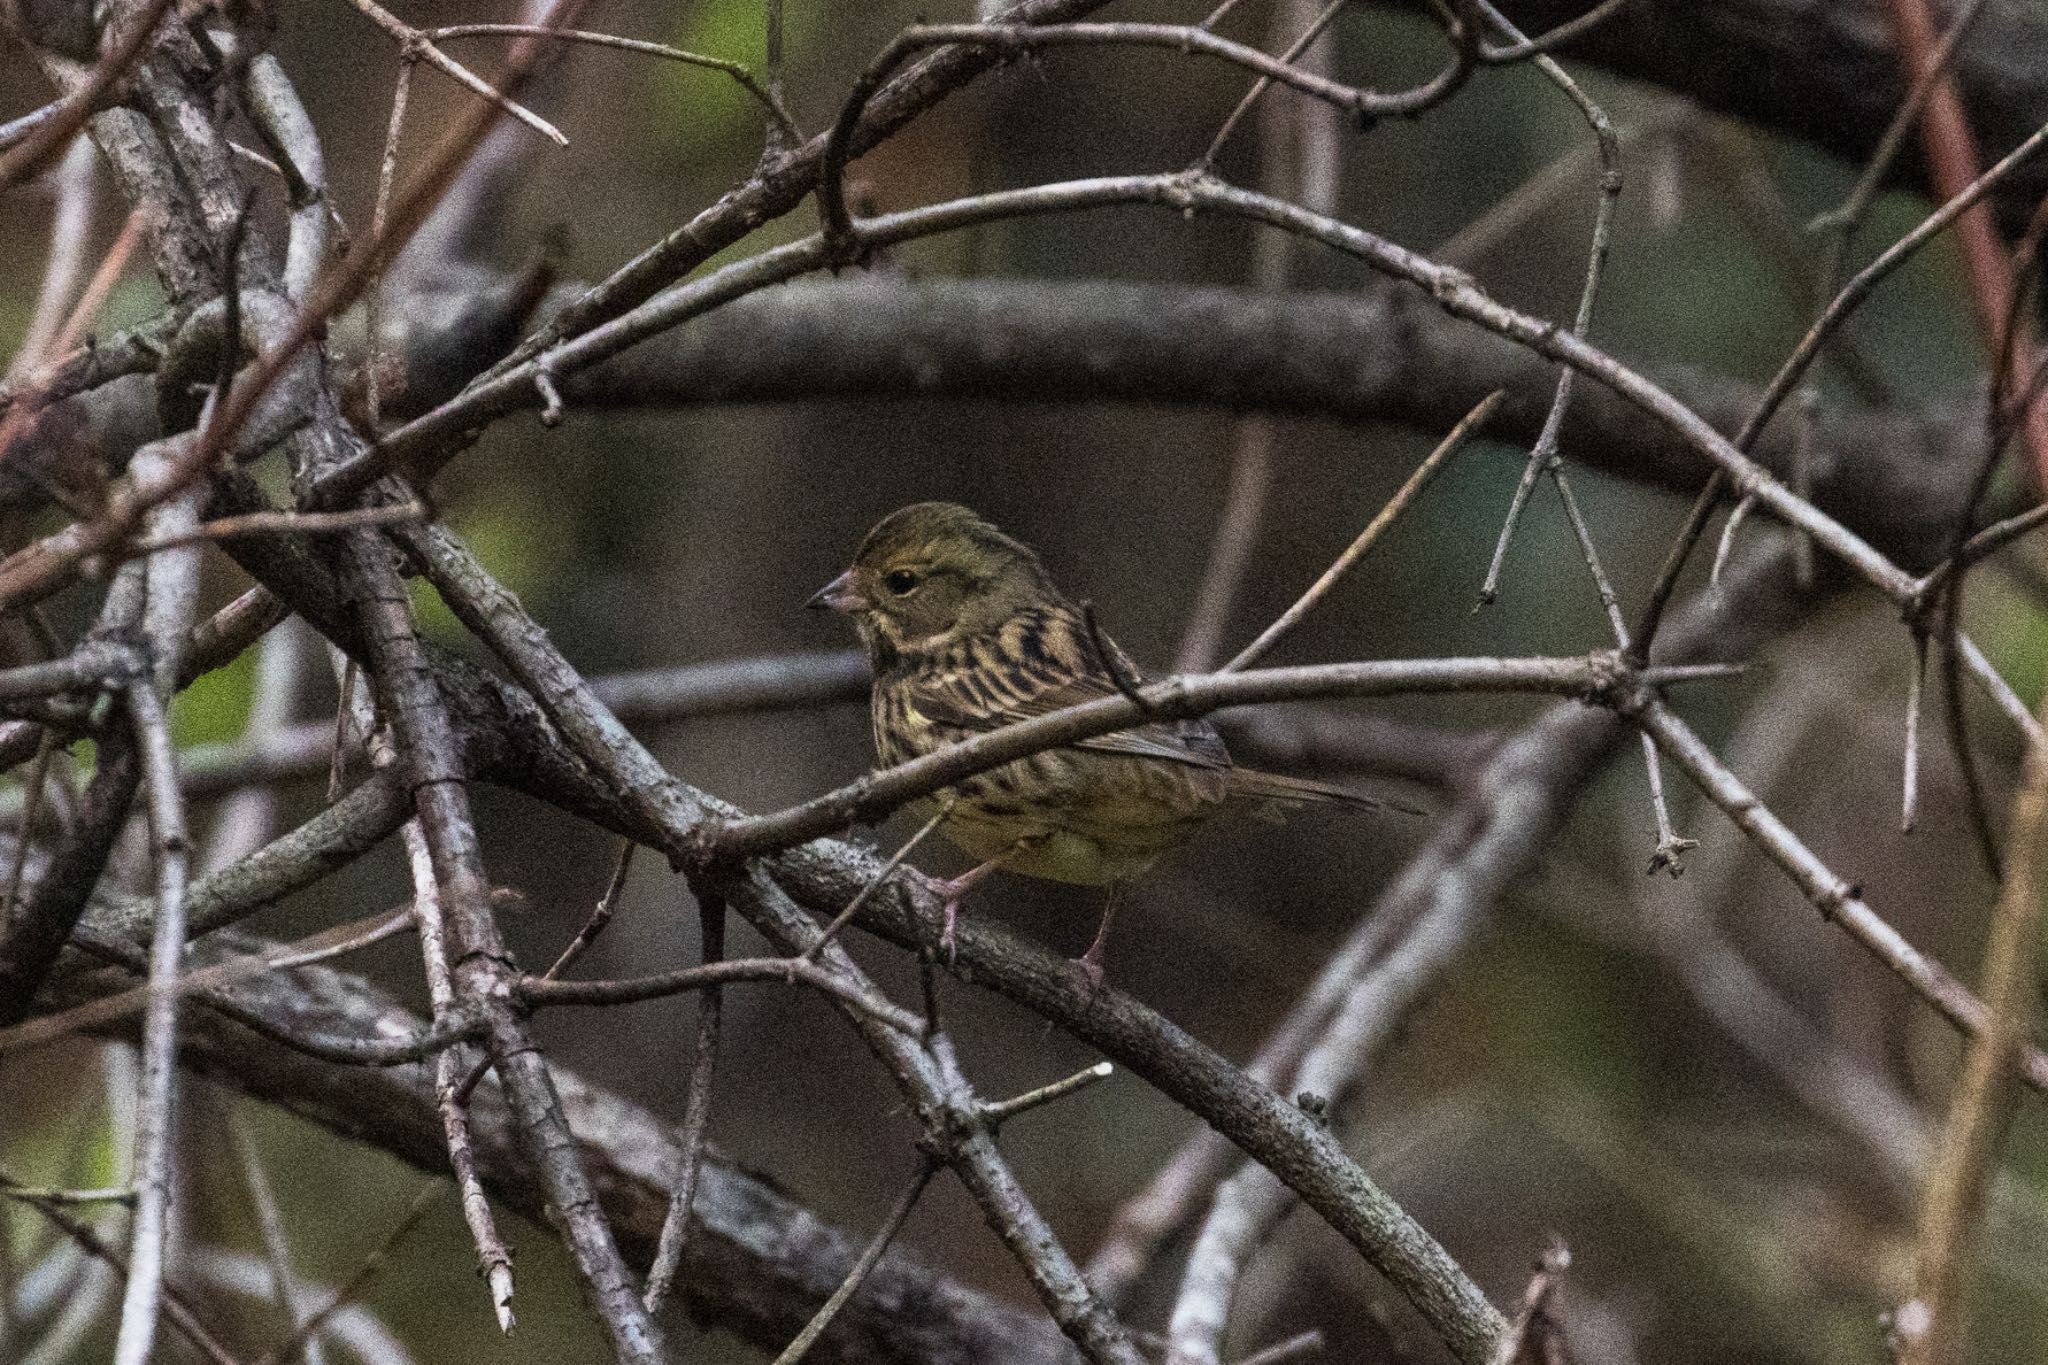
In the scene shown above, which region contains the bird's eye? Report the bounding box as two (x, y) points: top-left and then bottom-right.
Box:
(884, 569), (920, 596)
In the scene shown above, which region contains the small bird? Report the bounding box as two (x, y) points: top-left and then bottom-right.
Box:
(808, 502), (1412, 980)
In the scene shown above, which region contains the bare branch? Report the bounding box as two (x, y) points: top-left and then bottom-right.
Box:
(768, 1164), (939, 1365)
(342, 0), (568, 147)
(0, 0), (183, 190)
(1226, 390), (1503, 671)
(1633, 694), (2048, 1093)
(700, 654), (1736, 866)
(426, 24), (798, 147)
(111, 681), (187, 1365)
(339, 527), (663, 1361)
(641, 895), (726, 1315)
(400, 821), (516, 1332)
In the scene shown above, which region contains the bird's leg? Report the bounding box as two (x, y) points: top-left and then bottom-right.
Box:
(930, 856), (1006, 960)
(1073, 881), (1127, 991)
(930, 831), (1045, 959)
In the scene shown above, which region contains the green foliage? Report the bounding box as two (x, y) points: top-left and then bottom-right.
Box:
(172, 640), (258, 748)
(1981, 575), (2048, 714)
(410, 486), (575, 640)
(662, 0), (821, 154)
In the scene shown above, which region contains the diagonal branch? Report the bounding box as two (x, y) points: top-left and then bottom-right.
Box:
(334, 525), (664, 1363)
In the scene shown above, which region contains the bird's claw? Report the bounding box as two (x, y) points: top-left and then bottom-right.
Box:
(1069, 948), (1106, 995)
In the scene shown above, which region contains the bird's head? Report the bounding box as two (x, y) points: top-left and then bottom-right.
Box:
(808, 502), (1056, 660)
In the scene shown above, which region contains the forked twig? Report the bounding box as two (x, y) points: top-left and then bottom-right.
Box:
(344, 0), (568, 146)
(426, 24), (798, 146)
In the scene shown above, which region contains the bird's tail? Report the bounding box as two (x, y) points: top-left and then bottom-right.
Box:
(1226, 767), (1424, 817)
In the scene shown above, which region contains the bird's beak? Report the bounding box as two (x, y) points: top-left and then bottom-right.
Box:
(806, 570), (863, 613)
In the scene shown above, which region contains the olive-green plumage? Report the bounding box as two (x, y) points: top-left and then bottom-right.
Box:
(809, 502), (1406, 891)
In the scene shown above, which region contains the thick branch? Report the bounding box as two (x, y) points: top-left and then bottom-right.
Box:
(1421, 0), (2048, 234)
(43, 944), (1076, 1365)
(544, 279), (1981, 570)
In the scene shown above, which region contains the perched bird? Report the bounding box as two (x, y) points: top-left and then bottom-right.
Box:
(808, 502), (1412, 979)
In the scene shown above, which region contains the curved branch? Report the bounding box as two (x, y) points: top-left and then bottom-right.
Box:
(45, 944), (1077, 1365)
(1413, 0), (2048, 234)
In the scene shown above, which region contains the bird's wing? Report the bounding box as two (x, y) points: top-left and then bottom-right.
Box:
(902, 616), (1231, 773)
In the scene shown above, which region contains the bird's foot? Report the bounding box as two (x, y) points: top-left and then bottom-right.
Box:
(1069, 883), (1122, 994)
(938, 895), (962, 964)
(1067, 947), (1107, 995)
(929, 862), (999, 964)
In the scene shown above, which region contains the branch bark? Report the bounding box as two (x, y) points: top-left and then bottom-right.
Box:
(1412, 0), (2048, 234)
(41, 941), (1079, 1365)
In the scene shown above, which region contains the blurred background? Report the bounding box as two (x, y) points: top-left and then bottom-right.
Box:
(2, 1), (2044, 1361)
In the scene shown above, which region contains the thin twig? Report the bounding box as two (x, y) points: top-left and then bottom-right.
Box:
(10, 135), (97, 382)
(11, 1188), (241, 1365)
(1882, 0), (2048, 483)
(1484, 1242), (1570, 1365)
(1895, 693), (2048, 1364)
(1177, 429), (1277, 674)
(1924, 502), (2048, 592)
(1928, 197), (2048, 879)
(1479, 0), (1632, 61)
(642, 895), (727, 1315)
(325, 659), (362, 806)
(400, 821), (515, 1333)
(0, 1178), (136, 1206)
(1229, 390), (1503, 671)
(223, 1104), (328, 1365)
(343, 0), (568, 147)
(1198, 0), (1350, 171)
(820, 17), (1478, 247)
(1178, 0), (1336, 674)
(426, 24), (798, 147)
(3, 733), (61, 919)
(451, 838), (641, 1106)
(364, 54), (415, 431)
(0, 905), (419, 1059)
(1903, 631), (1929, 834)
(1081, 601), (1150, 710)
(762, 0), (793, 155)
(0, 0), (184, 190)
(204, 617), (311, 877)
(518, 956), (925, 1034)
(766, 1163), (937, 1365)
(0, 204), (146, 479)
(252, 1184), (443, 1365)
(802, 800), (953, 959)
(982, 1061), (1114, 1126)
(546, 839), (635, 978)
(1474, 0), (1622, 609)
(1777, 0), (1994, 586)
(125, 502), (427, 555)
(1231, 1330), (1325, 1365)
